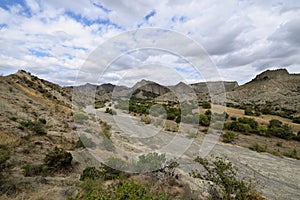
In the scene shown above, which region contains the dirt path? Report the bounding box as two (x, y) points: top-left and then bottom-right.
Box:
(84, 106), (300, 200)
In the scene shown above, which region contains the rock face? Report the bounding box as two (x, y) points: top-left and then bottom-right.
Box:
(131, 79), (171, 99)
(191, 81), (239, 93)
(227, 69), (300, 112)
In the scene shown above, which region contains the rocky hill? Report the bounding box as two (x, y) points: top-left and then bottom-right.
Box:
(0, 70), (79, 199)
(227, 69), (300, 114)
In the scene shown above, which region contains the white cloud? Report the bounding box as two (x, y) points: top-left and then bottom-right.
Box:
(0, 0), (299, 86)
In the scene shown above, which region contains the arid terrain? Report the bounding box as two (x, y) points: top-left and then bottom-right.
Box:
(0, 69), (300, 199)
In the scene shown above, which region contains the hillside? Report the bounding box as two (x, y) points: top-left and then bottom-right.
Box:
(227, 69), (300, 114)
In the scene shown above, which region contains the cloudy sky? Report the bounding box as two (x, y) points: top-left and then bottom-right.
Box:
(0, 0), (300, 86)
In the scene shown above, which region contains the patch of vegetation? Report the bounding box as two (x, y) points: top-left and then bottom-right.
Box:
(199, 114), (210, 126)
(187, 130), (198, 139)
(0, 146), (10, 172)
(249, 143), (268, 153)
(164, 120), (179, 132)
(222, 131), (237, 143)
(18, 118), (47, 135)
(267, 119), (293, 140)
(190, 156), (264, 200)
(94, 101), (105, 109)
(141, 115), (151, 124)
(292, 116), (300, 124)
(80, 167), (102, 181)
(44, 147), (73, 172)
(105, 108), (116, 115)
(283, 149), (300, 160)
(69, 179), (168, 200)
(201, 101), (211, 109)
(22, 164), (46, 177)
(135, 152), (166, 173)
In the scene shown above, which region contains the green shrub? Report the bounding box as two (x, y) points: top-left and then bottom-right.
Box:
(75, 138), (84, 148)
(70, 179), (168, 200)
(267, 123), (293, 139)
(135, 152), (166, 173)
(22, 164), (46, 177)
(105, 108), (116, 115)
(199, 114), (210, 126)
(269, 119), (282, 128)
(141, 116), (151, 124)
(0, 147), (10, 171)
(19, 119), (47, 135)
(44, 147), (72, 171)
(222, 131), (237, 143)
(80, 167), (102, 181)
(244, 108), (254, 116)
(202, 101), (211, 109)
(283, 149), (299, 160)
(292, 117), (300, 124)
(249, 143), (267, 153)
(238, 117), (258, 131)
(257, 125), (268, 136)
(94, 101), (105, 109)
(190, 156), (265, 200)
(293, 131), (300, 141)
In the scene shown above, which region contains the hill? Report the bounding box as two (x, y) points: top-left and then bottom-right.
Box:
(227, 69), (300, 115)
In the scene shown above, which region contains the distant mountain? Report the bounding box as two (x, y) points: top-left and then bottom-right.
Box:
(227, 69), (300, 112)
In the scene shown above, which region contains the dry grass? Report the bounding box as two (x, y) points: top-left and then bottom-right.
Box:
(0, 131), (20, 147)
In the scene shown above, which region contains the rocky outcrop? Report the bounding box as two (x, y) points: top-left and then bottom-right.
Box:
(227, 69), (300, 113)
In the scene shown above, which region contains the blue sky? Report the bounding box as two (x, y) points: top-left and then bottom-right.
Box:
(0, 0), (300, 86)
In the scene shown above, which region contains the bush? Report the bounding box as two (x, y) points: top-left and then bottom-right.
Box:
(105, 108), (116, 115)
(190, 156), (264, 200)
(141, 116), (151, 124)
(244, 107), (254, 116)
(238, 117), (258, 131)
(19, 119), (47, 135)
(202, 101), (211, 109)
(44, 147), (72, 171)
(94, 101), (105, 109)
(222, 131), (237, 143)
(257, 125), (268, 136)
(70, 179), (168, 200)
(226, 122), (251, 133)
(268, 121), (293, 139)
(22, 164), (46, 177)
(292, 117), (300, 124)
(135, 152), (166, 173)
(164, 120), (178, 132)
(0, 147), (10, 171)
(80, 167), (102, 181)
(269, 119), (282, 128)
(249, 143), (267, 153)
(75, 138), (84, 148)
(283, 149), (299, 160)
(199, 114), (210, 126)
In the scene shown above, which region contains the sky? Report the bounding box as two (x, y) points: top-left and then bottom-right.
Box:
(0, 0), (300, 86)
